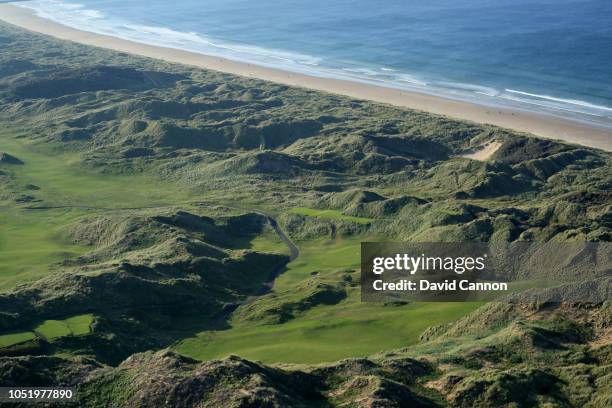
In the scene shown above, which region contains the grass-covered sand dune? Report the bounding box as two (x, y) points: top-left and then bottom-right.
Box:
(0, 21), (610, 407)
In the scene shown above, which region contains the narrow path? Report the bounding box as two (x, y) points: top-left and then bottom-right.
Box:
(193, 203), (301, 325)
(254, 212), (299, 262)
(193, 201), (299, 262)
(250, 212), (298, 293)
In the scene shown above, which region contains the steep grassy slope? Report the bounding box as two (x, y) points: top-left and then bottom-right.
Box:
(0, 21), (610, 407)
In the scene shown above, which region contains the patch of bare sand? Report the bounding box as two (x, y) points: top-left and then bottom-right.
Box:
(460, 141), (503, 161)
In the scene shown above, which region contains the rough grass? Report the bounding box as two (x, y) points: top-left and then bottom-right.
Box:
(0, 23), (608, 379)
(290, 207), (372, 224)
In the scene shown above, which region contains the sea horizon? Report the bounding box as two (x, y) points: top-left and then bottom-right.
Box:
(13, 0), (612, 129)
(0, 1), (611, 404)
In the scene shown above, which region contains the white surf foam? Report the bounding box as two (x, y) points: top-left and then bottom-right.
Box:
(18, 0), (612, 126)
(505, 89), (612, 113)
(21, 0), (321, 69)
(499, 95), (604, 117)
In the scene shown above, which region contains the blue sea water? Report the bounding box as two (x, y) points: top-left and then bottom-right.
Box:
(15, 0), (612, 126)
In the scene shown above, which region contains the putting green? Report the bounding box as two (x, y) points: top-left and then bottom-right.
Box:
(0, 314), (95, 348)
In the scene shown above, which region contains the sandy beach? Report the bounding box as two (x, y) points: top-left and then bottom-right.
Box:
(0, 4), (610, 151)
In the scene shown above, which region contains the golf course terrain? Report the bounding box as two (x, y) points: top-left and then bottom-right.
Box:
(0, 21), (610, 407)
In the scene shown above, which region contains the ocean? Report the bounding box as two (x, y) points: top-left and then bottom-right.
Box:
(15, 0), (612, 127)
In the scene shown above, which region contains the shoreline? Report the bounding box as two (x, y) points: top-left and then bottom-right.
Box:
(0, 4), (610, 151)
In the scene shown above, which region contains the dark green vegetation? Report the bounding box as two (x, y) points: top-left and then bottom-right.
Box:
(0, 21), (610, 407)
(2, 302), (609, 407)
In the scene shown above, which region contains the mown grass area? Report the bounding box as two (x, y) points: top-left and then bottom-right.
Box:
(35, 314), (95, 339)
(175, 236), (482, 364)
(245, 230), (289, 255)
(1, 127), (482, 364)
(0, 128), (488, 365)
(0, 331), (36, 347)
(274, 237), (361, 290)
(0, 314), (95, 347)
(290, 207), (372, 224)
(0, 208), (90, 290)
(0, 132), (193, 209)
(176, 301), (482, 364)
(0, 130), (197, 291)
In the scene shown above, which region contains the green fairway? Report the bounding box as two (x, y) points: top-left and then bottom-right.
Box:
(175, 236), (483, 364)
(35, 320), (72, 339)
(274, 237), (361, 290)
(290, 207), (372, 224)
(0, 208), (90, 290)
(0, 128), (484, 365)
(35, 314), (95, 339)
(0, 314), (95, 347)
(0, 331), (36, 347)
(0, 132), (192, 209)
(175, 301), (482, 364)
(246, 231), (290, 255)
(0, 130), (195, 291)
